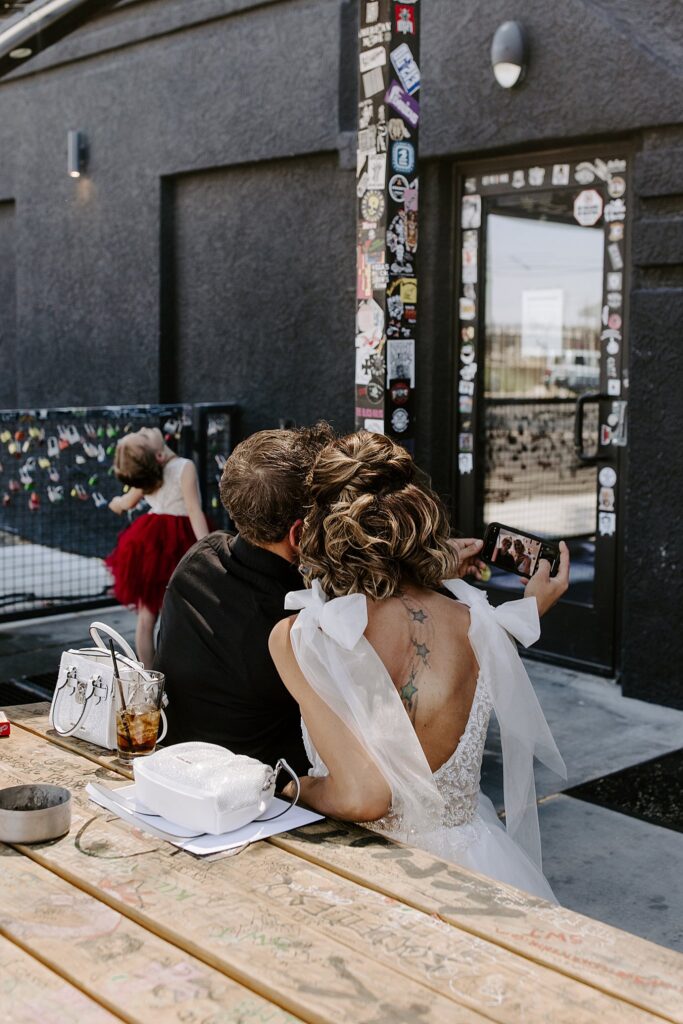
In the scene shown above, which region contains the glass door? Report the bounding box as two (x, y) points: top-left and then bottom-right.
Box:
(455, 153), (630, 671)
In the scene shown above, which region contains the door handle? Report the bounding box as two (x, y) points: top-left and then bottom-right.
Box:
(574, 392), (603, 465)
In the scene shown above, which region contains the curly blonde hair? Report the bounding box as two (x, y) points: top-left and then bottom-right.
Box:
(300, 431), (458, 599)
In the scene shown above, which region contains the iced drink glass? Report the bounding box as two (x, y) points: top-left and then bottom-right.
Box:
(115, 670), (166, 763)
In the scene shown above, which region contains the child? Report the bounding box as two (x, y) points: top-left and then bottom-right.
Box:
(106, 426), (209, 667)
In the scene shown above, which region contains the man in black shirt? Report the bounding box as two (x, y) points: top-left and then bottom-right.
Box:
(153, 424), (334, 774)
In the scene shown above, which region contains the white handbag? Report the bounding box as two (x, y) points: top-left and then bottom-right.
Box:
(49, 622), (168, 751)
(133, 742), (300, 835)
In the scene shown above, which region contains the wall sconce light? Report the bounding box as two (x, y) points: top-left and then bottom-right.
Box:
(491, 21), (528, 89)
(67, 129), (87, 178)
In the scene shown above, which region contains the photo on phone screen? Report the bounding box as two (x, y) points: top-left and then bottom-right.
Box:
(483, 522), (560, 578)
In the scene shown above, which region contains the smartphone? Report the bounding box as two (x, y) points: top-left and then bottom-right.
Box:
(482, 522), (560, 578)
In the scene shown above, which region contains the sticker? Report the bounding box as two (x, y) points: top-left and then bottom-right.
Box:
(390, 42), (420, 94)
(528, 166), (546, 186)
(394, 3), (415, 34)
(462, 229), (478, 251)
(356, 297), (385, 348)
(574, 161), (597, 184)
(512, 169), (525, 189)
(360, 45), (387, 73)
(459, 380), (475, 396)
(459, 297), (475, 321)
(462, 250), (477, 284)
(607, 379), (621, 396)
(390, 379), (411, 405)
(398, 277), (417, 303)
(391, 140), (415, 173)
(607, 271), (623, 290)
(391, 407), (410, 433)
(388, 118), (409, 141)
(459, 396), (473, 413)
(366, 1), (379, 23)
(362, 67), (386, 99)
(364, 418), (385, 434)
(361, 190), (385, 222)
(599, 487), (615, 512)
(358, 124), (378, 152)
(609, 222), (624, 242)
(461, 195), (481, 229)
(461, 325), (475, 340)
(388, 174), (409, 202)
(458, 453), (473, 474)
(464, 177), (477, 194)
(481, 173), (509, 186)
(604, 198), (626, 222)
(606, 338), (620, 355)
(458, 433), (473, 452)
(356, 172), (369, 197)
(607, 243), (623, 270)
(607, 291), (622, 308)
(403, 183), (418, 211)
(552, 163), (570, 185)
(460, 343), (476, 364)
(463, 283), (475, 300)
(608, 313), (622, 330)
(387, 338), (415, 386)
(371, 264), (389, 289)
(460, 362), (477, 381)
(607, 176), (626, 198)
(360, 21), (392, 50)
(598, 511), (617, 536)
(367, 153), (387, 189)
(599, 466), (617, 487)
(385, 80), (420, 127)
(573, 189), (603, 226)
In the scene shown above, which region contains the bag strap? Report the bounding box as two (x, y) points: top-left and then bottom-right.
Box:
(51, 681), (92, 737)
(89, 621), (138, 662)
(258, 759), (300, 821)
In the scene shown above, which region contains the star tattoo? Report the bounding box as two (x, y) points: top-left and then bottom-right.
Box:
(400, 679), (418, 705)
(410, 608), (428, 623)
(413, 641), (430, 663)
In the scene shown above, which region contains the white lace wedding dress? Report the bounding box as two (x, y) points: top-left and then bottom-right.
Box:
(285, 578), (566, 902)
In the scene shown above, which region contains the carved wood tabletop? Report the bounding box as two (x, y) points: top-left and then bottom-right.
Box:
(1, 702), (681, 1024)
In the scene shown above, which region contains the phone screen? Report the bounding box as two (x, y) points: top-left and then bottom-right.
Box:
(485, 524), (559, 578)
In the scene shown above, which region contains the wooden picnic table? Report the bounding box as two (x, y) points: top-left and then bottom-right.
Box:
(1, 702), (681, 1024)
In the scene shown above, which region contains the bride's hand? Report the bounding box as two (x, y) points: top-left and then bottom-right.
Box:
(522, 541), (570, 616)
(449, 537), (486, 580)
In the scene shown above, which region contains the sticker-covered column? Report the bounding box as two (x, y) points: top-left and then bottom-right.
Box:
(355, 0), (420, 448)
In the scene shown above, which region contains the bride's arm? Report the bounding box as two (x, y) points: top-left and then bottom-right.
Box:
(269, 616), (392, 821)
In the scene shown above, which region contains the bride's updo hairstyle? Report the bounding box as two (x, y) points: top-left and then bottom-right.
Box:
(300, 430), (458, 599)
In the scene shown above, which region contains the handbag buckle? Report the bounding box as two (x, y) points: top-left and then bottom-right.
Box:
(91, 675), (107, 703)
(74, 679), (88, 705)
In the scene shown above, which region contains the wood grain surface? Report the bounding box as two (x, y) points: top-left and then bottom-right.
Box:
(0, 847), (302, 1024)
(4, 705), (683, 1024)
(0, 932), (122, 1024)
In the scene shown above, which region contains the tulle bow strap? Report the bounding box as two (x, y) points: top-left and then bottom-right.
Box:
(285, 582), (445, 833)
(285, 580), (367, 650)
(442, 579), (567, 870)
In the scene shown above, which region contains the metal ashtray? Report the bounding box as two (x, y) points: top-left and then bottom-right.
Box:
(0, 784), (72, 843)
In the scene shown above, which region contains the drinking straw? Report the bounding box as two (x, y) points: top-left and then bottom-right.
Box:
(109, 638), (132, 748)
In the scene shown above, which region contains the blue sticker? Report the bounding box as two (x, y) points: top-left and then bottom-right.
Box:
(392, 141), (415, 174)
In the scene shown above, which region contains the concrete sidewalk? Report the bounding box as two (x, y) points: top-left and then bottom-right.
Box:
(1, 606), (681, 951)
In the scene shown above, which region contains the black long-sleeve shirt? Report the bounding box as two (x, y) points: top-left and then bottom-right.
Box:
(153, 532), (310, 774)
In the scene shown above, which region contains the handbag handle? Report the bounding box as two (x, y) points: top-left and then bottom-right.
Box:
(258, 759), (300, 821)
(51, 678), (93, 737)
(89, 621), (138, 662)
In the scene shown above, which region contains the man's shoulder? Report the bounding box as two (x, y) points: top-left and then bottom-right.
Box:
(169, 530), (234, 586)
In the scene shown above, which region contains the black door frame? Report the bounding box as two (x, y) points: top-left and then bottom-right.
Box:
(451, 142), (633, 676)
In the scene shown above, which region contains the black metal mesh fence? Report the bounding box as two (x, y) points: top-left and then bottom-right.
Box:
(0, 403), (237, 620)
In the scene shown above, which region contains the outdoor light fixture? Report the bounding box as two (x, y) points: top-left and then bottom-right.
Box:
(67, 130), (86, 178)
(491, 20), (527, 89)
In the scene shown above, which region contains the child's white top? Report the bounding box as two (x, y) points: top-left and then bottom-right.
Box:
(145, 456), (192, 516)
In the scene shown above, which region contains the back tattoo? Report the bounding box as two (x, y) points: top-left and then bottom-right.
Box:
(397, 592), (433, 723)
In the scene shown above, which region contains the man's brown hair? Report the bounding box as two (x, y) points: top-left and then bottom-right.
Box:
(220, 422), (335, 545)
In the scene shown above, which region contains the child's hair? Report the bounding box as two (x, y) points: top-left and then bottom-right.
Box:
(300, 430), (458, 599)
(113, 440), (163, 494)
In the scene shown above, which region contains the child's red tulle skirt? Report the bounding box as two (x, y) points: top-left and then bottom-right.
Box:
(105, 512), (196, 616)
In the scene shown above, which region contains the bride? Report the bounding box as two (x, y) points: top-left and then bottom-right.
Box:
(269, 431), (569, 901)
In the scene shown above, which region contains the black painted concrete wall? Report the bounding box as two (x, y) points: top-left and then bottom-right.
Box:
(0, 0), (681, 704)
